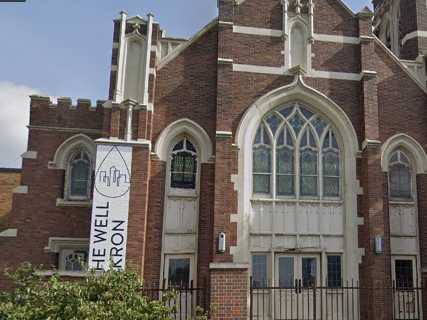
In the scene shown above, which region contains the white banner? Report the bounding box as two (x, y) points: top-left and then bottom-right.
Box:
(88, 144), (133, 271)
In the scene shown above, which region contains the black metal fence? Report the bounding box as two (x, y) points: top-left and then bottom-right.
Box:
(142, 280), (209, 320)
(250, 279), (425, 320)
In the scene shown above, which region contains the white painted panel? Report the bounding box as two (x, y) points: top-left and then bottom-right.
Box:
(250, 235), (273, 251)
(274, 203), (296, 234)
(298, 235), (321, 249)
(323, 236), (345, 251)
(182, 199), (197, 233)
(391, 237), (418, 255)
(124, 37), (147, 103)
(165, 198), (197, 234)
(273, 235), (297, 249)
(298, 204), (320, 234)
(164, 234), (196, 253)
(251, 203), (273, 233)
(322, 204), (344, 235)
(390, 205), (417, 237)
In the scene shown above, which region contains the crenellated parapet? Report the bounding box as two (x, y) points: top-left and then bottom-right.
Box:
(29, 95), (106, 131)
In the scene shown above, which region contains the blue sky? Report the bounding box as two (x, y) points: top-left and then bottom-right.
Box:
(0, 0), (370, 167)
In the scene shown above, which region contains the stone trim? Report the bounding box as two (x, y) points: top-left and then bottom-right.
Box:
(218, 58), (233, 64)
(13, 186), (28, 194)
(44, 237), (89, 253)
(21, 151), (38, 160)
(56, 198), (92, 208)
(233, 25), (282, 37)
(36, 270), (88, 278)
(216, 131), (233, 139)
(158, 18), (218, 70)
(0, 229), (18, 238)
(232, 25), (361, 44)
(232, 63), (362, 81)
(402, 31), (427, 46)
(209, 262), (249, 269)
(95, 137), (151, 148)
(28, 125), (103, 135)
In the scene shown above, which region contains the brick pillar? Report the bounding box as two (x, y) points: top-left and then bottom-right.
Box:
(210, 265), (248, 320)
(126, 145), (151, 276)
(417, 174), (427, 319)
(358, 8), (393, 320)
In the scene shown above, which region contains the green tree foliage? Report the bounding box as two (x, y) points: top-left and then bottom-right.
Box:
(0, 264), (183, 320)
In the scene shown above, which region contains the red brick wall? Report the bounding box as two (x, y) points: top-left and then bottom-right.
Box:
(210, 268), (248, 320)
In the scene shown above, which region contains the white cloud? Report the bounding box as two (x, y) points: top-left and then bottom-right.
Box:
(0, 82), (42, 168)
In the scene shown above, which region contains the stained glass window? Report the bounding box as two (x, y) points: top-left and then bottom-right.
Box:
(171, 139), (197, 189)
(253, 124), (272, 194)
(69, 150), (91, 199)
(389, 150), (412, 199)
(252, 102), (341, 199)
(323, 130), (340, 197)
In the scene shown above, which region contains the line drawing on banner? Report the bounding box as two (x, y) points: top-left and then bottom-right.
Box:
(95, 146), (131, 198)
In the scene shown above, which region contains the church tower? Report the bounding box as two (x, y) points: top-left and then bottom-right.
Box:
(373, 0), (427, 61)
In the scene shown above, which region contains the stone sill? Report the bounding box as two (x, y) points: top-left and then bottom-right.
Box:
(36, 270), (88, 278)
(56, 198), (92, 208)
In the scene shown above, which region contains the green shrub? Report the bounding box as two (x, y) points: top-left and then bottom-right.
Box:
(0, 263), (176, 320)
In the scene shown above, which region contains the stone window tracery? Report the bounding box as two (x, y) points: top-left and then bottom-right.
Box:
(389, 150), (412, 200)
(252, 102), (341, 199)
(67, 149), (92, 200)
(170, 138), (198, 189)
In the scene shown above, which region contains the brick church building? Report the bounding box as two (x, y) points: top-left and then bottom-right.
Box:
(1, 0), (427, 319)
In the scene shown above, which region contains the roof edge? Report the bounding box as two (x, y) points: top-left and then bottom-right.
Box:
(235, 0), (356, 17)
(157, 18), (218, 70)
(373, 35), (427, 95)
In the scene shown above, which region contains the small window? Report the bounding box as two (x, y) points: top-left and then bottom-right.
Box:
(168, 258), (190, 288)
(59, 249), (88, 272)
(395, 259), (414, 289)
(327, 255), (342, 288)
(68, 150), (91, 200)
(252, 255), (268, 288)
(322, 130), (340, 198)
(389, 150), (412, 200)
(253, 124), (272, 194)
(170, 139), (197, 189)
(300, 129), (318, 197)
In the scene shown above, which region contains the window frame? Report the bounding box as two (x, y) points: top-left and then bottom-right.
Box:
(58, 248), (89, 273)
(251, 253), (270, 288)
(251, 103), (342, 201)
(388, 150), (414, 202)
(65, 149), (93, 201)
(326, 254), (343, 288)
(167, 137), (200, 197)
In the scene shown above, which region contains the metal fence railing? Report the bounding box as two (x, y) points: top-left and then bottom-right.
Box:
(142, 280), (209, 320)
(250, 278), (425, 320)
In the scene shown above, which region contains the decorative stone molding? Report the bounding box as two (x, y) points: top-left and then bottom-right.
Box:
(21, 151), (37, 160)
(209, 262), (249, 269)
(56, 198), (92, 208)
(49, 134), (96, 170)
(44, 237), (89, 253)
(0, 229), (18, 238)
(381, 133), (427, 174)
(13, 186), (28, 194)
(155, 118), (214, 163)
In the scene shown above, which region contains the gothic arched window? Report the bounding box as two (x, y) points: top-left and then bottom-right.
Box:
(389, 150), (412, 200)
(252, 102), (341, 199)
(253, 124), (272, 194)
(68, 150), (91, 200)
(170, 138), (198, 189)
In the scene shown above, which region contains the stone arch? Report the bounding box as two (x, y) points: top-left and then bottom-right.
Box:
(50, 134), (96, 170)
(154, 118), (214, 163)
(381, 133), (427, 174)
(233, 75), (362, 282)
